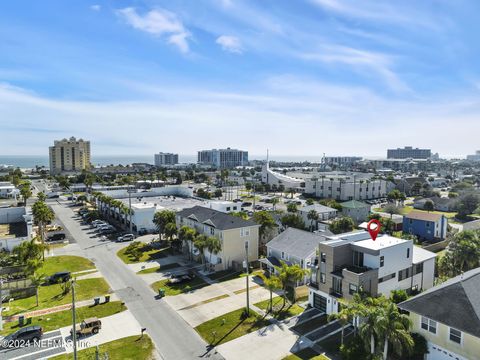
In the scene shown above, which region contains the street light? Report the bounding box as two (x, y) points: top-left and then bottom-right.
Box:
(244, 240), (250, 316)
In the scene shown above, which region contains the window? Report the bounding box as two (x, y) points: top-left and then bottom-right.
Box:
(380, 256), (384, 267)
(398, 267), (411, 281)
(349, 283), (358, 295)
(414, 263), (423, 274)
(226, 207), (231, 211)
(281, 251), (285, 260)
(426, 222), (430, 227)
(409, 219), (413, 225)
(321, 252), (326, 263)
(449, 328), (462, 344)
(421, 316), (437, 334)
(378, 273), (395, 283)
(210, 227), (215, 235)
(353, 251), (364, 267)
(320, 272), (326, 283)
(407, 248), (410, 258)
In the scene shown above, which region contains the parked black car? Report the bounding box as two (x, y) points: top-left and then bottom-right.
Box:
(47, 271), (71, 284)
(47, 233), (66, 241)
(0, 326), (43, 348)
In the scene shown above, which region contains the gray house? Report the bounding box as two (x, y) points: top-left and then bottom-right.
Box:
(298, 204), (338, 231)
(262, 228), (325, 284)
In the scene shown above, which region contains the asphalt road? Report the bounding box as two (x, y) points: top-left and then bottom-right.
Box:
(0, 330), (65, 360)
(50, 200), (223, 360)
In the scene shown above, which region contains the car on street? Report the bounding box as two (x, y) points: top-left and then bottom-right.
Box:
(70, 317), (102, 337)
(47, 232), (66, 241)
(0, 326), (43, 348)
(47, 271), (71, 284)
(117, 233), (135, 242)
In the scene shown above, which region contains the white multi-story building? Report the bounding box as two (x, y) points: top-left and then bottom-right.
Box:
(304, 177), (394, 201)
(387, 146), (432, 159)
(261, 161), (304, 190)
(0, 182), (19, 199)
(308, 231), (436, 314)
(154, 152), (179, 166)
(466, 150), (480, 162)
(49, 136), (91, 175)
(207, 201), (242, 213)
(197, 148), (248, 168)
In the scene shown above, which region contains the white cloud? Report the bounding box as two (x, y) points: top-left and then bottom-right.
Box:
(216, 35), (243, 54)
(300, 45), (408, 92)
(116, 7), (191, 53)
(90, 5), (101, 11)
(0, 80), (478, 158)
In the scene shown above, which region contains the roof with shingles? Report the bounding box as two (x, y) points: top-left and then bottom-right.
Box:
(399, 267), (480, 338)
(176, 206), (258, 230)
(404, 210), (443, 222)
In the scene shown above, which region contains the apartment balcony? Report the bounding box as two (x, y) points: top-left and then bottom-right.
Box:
(329, 288), (343, 298)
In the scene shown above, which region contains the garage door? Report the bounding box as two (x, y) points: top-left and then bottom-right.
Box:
(428, 343), (466, 360)
(313, 293), (327, 313)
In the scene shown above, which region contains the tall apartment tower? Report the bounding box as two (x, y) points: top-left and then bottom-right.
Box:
(49, 137), (91, 175)
(387, 146), (431, 159)
(154, 152), (179, 166)
(197, 148), (248, 168)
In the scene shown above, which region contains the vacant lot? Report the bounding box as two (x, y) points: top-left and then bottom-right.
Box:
(151, 277), (208, 296)
(40, 255), (95, 275)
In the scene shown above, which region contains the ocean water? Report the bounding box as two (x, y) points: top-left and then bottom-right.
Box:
(0, 154), (330, 169)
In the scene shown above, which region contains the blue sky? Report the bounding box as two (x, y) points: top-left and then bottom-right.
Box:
(1, 0), (479, 158)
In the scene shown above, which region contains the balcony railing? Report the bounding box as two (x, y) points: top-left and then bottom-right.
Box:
(329, 288), (343, 298)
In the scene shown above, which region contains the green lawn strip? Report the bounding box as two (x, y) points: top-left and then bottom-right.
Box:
(234, 285), (260, 295)
(40, 256), (95, 275)
(195, 308), (270, 346)
(4, 278), (111, 317)
(117, 244), (169, 264)
(1, 301), (126, 336)
(49, 335), (154, 360)
(254, 296), (304, 320)
(282, 348), (330, 360)
(137, 262), (180, 274)
(151, 277), (208, 296)
(207, 269), (244, 282)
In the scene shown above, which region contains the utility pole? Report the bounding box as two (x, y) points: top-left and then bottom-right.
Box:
(0, 279), (3, 331)
(71, 279), (77, 360)
(128, 189), (133, 234)
(245, 241), (250, 316)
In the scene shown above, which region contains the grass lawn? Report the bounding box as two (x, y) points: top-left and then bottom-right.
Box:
(283, 348), (330, 360)
(117, 244), (170, 264)
(254, 296), (304, 320)
(195, 308), (270, 346)
(207, 269), (244, 282)
(151, 276), (208, 296)
(1, 301), (126, 336)
(40, 256), (95, 275)
(4, 278), (111, 317)
(50, 335), (154, 360)
(137, 262), (180, 274)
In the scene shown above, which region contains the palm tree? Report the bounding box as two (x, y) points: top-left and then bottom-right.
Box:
(178, 226), (197, 259)
(164, 223), (178, 246)
(193, 234), (208, 269)
(377, 302), (413, 360)
(271, 197), (279, 211)
(328, 306), (351, 346)
(206, 236), (222, 271)
(358, 297), (387, 356)
(307, 209), (319, 231)
(32, 200), (55, 255)
(29, 272), (45, 306)
(260, 274), (282, 313)
(20, 183), (32, 206)
(275, 261), (309, 305)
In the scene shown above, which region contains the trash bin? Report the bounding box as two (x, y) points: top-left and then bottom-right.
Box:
(158, 289), (165, 298)
(104, 295), (110, 303)
(19, 315), (25, 326)
(94, 297), (100, 305)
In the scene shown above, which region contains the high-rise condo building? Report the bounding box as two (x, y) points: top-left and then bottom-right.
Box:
(197, 148), (248, 168)
(387, 146), (432, 159)
(154, 152), (179, 166)
(49, 137), (91, 175)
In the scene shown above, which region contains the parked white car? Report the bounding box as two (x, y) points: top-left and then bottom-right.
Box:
(116, 233), (135, 242)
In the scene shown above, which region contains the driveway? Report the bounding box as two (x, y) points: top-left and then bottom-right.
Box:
(217, 321), (311, 360)
(164, 277), (273, 327)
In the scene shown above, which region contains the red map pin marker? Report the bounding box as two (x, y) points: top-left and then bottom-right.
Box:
(367, 219), (381, 241)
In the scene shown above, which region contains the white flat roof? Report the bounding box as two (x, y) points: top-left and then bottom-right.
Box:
(353, 235), (408, 251)
(412, 246), (437, 263)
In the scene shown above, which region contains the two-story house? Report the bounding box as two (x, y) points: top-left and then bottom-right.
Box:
(399, 268), (480, 360)
(176, 206), (260, 271)
(340, 200), (371, 223)
(308, 231), (436, 314)
(403, 210), (448, 241)
(298, 204), (338, 231)
(262, 228), (323, 284)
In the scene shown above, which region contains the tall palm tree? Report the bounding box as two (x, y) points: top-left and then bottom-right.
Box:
(358, 298), (383, 355)
(193, 234), (208, 270)
(32, 200), (55, 255)
(307, 209), (319, 231)
(377, 302), (413, 360)
(178, 226), (197, 259)
(260, 274), (282, 312)
(271, 197), (279, 211)
(29, 272), (45, 306)
(206, 236), (222, 271)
